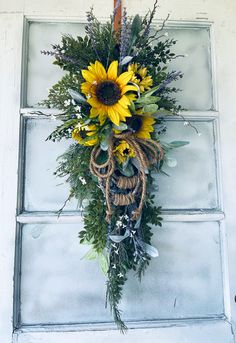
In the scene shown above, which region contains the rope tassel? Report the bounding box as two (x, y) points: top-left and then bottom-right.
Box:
(89, 133), (163, 222)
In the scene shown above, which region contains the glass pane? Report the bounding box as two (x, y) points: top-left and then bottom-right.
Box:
(24, 118), (78, 211)
(154, 119), (218, 210)
(26, 22), (85, 107)
(26, 23), (212, 110)
(24, 118), (218, 211)
(20, 221), (224, 325)
(164, 27), (213, 110)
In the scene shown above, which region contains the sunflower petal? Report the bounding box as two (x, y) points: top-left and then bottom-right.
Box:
(99, 113), (107, 125)
(95, 61), (107, 80)
(107, 60), (118, 80)
(118, 95), (131, 108)
(121, 85), (138, 95)
(113, 103), (131, 121)
(116, 71), (133, 87)
(90, 108), (98, 118)
(82, 70), (97, 83)
(87, 97), (101, 108)
(107, 107), (120, 126)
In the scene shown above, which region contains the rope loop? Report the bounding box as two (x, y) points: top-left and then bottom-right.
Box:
(89, 133), (164, 223)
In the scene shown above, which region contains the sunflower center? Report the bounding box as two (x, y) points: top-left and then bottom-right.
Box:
(123, 148), (130, 155)
(135, 73), (143, 81)
(96, 80), (121, 106)
(80, 130), (87, 139)
(127, 116), (143, 133)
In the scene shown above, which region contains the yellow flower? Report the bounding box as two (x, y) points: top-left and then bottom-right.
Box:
(126, 115), (155, 139)
(113, 140), (136, 164)
(128, 63), (153, 93)
(81, 60), (137, 126)
(72, 124), (98, 146)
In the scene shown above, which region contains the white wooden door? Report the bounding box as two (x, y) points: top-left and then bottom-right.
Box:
(1, 1), (236, 342)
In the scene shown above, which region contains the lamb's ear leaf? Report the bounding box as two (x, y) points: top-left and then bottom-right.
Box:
(113, 123), (128, 131)
(68, 88), (87, 103)
(140, 242), (159, 257)
(168, 141), (189, 148)
(109, 231), (130, 243)
(120, 56), (133, 66)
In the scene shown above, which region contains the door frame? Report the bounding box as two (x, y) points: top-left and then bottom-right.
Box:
(1, 1), (236, 342)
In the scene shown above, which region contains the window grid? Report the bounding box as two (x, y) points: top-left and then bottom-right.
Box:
(14, 20), (225, 330)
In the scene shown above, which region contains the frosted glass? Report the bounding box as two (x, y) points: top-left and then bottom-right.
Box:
(155, 120), (218, 210)
(26, 22), (212, 110)
(20, 222), (224, 325)
(24, 119), (78, 211)
(163, 27), (212, 110)
(26, 22), (85, 107)
(24, 118), (218, 211)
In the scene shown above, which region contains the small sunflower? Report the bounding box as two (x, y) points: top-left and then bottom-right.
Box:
(126, 115), (155, 139)
(72, 124), (98, 146)
(81, 61), (137, 126)
(128, 63), (153, 93)
(113, 140), (136, 164)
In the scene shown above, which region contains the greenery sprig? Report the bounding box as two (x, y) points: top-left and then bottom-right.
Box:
(41, 2), (189, 332)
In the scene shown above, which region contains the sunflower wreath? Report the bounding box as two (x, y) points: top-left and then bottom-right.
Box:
(41, 1), (191, 332)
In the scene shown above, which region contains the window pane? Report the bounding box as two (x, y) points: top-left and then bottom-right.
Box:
(26, 22), (85, 107)
(26, 22), (212, 110)
(24, 118), (78, 211)
(24, 118), (219, 211)
(164, 27), (213, 110)
(20, 221), (224, 325)
(154, 119), (219, 210)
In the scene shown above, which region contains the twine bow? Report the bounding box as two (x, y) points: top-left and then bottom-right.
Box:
(89, 132), (163, 222)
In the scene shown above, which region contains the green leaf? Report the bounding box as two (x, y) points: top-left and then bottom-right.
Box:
(81, 248), (97, 260)
(96, 150), (109, 164)
(110, 231), (130, 243)
(168, 141), (189, 148)
(120, 163), (134, 177)
(100, 140), (109, 151)
(143, 104), (159, 114)
(131, 15), (142, 38)
(120, 56), (133, 66)
(140, 242), (159, 258)
(131, 157), (141, 170)
(98, 254), (109, 276)
(68, 88), (87, 104)
(136, 96), (160, 105)
(100, 129), (110, 150)
(142, 85), (160, 97)
(113, 123), (128, 131)
(129, 101), (136, 113)
(153, 109), (173, 117)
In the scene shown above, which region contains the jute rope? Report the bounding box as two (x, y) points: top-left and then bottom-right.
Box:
(89, 132), (163, 222)
(89, 136), (115, 221)
(115, 175), (139, 189)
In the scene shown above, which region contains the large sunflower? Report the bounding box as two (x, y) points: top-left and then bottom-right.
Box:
(81, 61), (137, 126)
(126, 115), (155, 139)
(128, 63), (153, 93)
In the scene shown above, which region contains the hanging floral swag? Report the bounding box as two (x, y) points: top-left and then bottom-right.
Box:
(40, 1), (192, 332)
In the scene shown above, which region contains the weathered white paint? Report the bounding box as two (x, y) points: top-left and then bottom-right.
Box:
(0, 0), (236, 342)
(16, 212), (225, 223)
(15, 320), (235, 343)
(0, 13), (24, 343)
